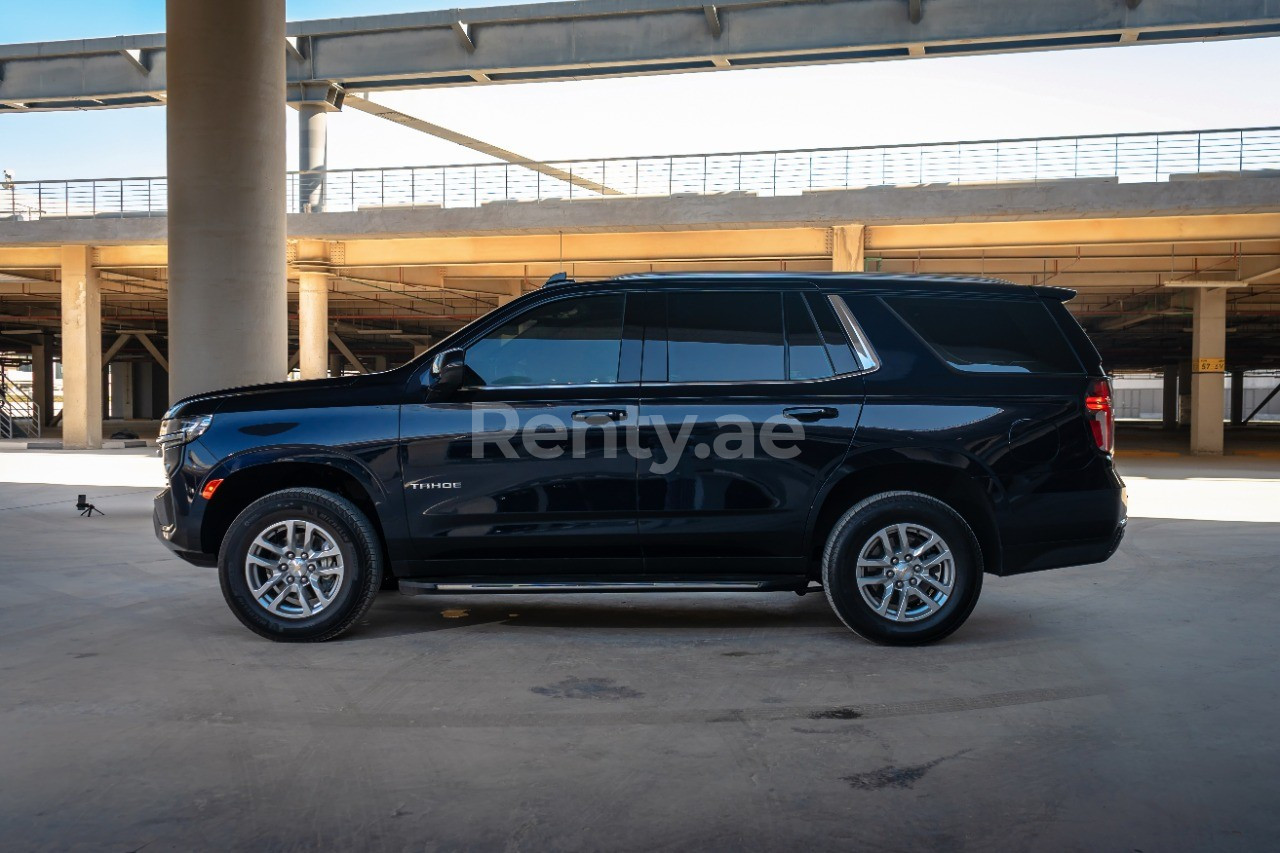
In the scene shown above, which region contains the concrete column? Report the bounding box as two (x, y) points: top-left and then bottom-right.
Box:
(108, 362), (132, 419)
(298, 103), (328, 213)
(132, 361), (167, 420)
(166, 0), (287, 401)
(298, 272), (330, 379)
(1230, 368), (1245, 426)
(30, 331), (53, 428)
(1190, 287), (1227, 455)
(60, 245), (102, 448)
(831, 225), (866, 272)
(1161, 363), (1178, 430)
(1177, 360), (1192, 427)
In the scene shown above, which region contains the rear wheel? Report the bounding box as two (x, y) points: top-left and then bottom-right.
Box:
(218, 488), (383, 642)
(822, 491), (983, 645)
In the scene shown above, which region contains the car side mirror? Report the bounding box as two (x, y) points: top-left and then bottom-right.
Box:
(427, 348), (468, 400)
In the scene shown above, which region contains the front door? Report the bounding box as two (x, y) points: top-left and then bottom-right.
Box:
(400, 290), (642, 575)
(635, 287), (865, 575)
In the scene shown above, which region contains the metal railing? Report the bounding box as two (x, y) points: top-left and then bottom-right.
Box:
(0, 370), (41, 439)
(4, 126), (1279, 221)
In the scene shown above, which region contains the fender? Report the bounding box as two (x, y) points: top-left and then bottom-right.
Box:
(803, 443), (1005, 569)
(195, 442), (410, 562)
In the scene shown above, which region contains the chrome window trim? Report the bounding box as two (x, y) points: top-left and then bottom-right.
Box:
(827, 294), (881, 374)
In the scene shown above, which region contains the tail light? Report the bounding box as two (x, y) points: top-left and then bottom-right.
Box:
(1085, 378), (1114, 455)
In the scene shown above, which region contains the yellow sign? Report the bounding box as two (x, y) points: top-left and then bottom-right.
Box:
(1196, 358), (1225, 372)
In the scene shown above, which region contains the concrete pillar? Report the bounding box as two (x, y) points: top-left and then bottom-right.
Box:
(831, 225), (866, 272)
(60, 245), (102, 448)
(30, 331), (53, 427)
(1161, 363), (1178, 430)
(329, 354), (343, 377)
(298, 103), (328, 213)
(132, 361), (167, 420)
(1190, 287), (1227, 455)
(1230, 368), (1245, 426)
(371, 355), (388, 372)
(1177, 360), (1192, 427)
(166, 0), (287, 401)
(298, 273), (330, 379)
(108, 362), (132, 419)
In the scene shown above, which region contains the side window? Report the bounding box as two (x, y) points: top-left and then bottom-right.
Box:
(666, 291), (785, 382)
(883, 295), (1082, 374)
(784, 292), (835, 380)
(465, 293), (626, 386)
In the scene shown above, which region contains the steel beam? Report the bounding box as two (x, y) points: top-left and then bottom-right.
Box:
(343, 95), (621, 196)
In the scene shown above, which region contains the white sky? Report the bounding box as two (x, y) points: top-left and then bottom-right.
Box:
(3, 35), (1280, 181)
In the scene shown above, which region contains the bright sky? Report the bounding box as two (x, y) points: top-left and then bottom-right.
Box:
(2, 1), (1279, 181)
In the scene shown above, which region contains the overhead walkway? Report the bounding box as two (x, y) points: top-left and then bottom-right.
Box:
(3, 0), (1279, 113)
(5, 126), (1279, 221)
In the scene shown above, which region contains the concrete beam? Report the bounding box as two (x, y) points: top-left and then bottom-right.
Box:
(134, 332), (169, 372)
(5, 175), (1279, 248)
(60, 245), (102, 448)
(328, 331), (367, 374)
(338, 228), (830, 267)
(4, 0), (1279, 110)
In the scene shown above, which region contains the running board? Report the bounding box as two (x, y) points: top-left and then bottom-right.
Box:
(398, 576), (808, 596)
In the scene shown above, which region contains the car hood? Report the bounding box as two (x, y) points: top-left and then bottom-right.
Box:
(164, 374), (387, 418)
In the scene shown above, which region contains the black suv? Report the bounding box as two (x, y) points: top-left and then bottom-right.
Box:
(154, 273), (1125, 645)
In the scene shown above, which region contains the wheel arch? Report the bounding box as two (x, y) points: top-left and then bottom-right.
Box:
(807, 456), (1002, 578)
(200, 455), (389, 561)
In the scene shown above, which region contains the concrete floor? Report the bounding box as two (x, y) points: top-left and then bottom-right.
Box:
(1, 454), (1278, 851)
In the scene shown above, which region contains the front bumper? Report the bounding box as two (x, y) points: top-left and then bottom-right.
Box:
(154, 486), (216, 567)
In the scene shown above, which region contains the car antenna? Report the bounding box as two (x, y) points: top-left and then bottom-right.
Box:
(545, 272), (574, 287)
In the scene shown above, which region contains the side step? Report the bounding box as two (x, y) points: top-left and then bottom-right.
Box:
(398, 575), (810, 596)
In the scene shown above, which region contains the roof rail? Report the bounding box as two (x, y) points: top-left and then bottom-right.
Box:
(544, 272), (574, 287)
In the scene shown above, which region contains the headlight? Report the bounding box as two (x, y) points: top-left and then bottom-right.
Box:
(158, 414), (213, 449)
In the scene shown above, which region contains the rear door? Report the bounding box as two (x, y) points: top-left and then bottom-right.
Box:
(635, 286), (867, 575)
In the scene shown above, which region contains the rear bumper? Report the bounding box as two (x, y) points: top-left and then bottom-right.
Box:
(996, 477), (1127, 576)
(1001, 516), (1125, 575)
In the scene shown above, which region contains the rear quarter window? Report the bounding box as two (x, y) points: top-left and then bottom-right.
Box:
(882, 295), (1082, 375)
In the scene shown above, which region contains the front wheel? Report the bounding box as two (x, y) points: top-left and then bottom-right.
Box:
(218, 488), (384, 642)
(822, 491), (983, 645)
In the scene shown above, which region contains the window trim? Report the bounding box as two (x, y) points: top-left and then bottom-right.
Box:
(827, 294), (881, 374)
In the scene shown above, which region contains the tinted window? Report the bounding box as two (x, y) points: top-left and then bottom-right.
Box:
(884, 296), (1082, 374)
(784, 293), (835, 380)
(466, 294), (625, 386)
(666, 292), (785, 382)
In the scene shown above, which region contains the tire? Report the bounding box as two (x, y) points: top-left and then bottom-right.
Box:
(218, 488), (384, 642)
(822, 491), (983, 646)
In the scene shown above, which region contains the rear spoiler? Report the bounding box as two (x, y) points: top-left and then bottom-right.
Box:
(1032, 285), (1077, 302)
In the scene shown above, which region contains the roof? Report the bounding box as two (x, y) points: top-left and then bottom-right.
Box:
(545, 271), (1075, 300)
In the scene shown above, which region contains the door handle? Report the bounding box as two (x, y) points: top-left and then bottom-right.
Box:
(571, 409), (628, 424)
(782, 406), (838, 423)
